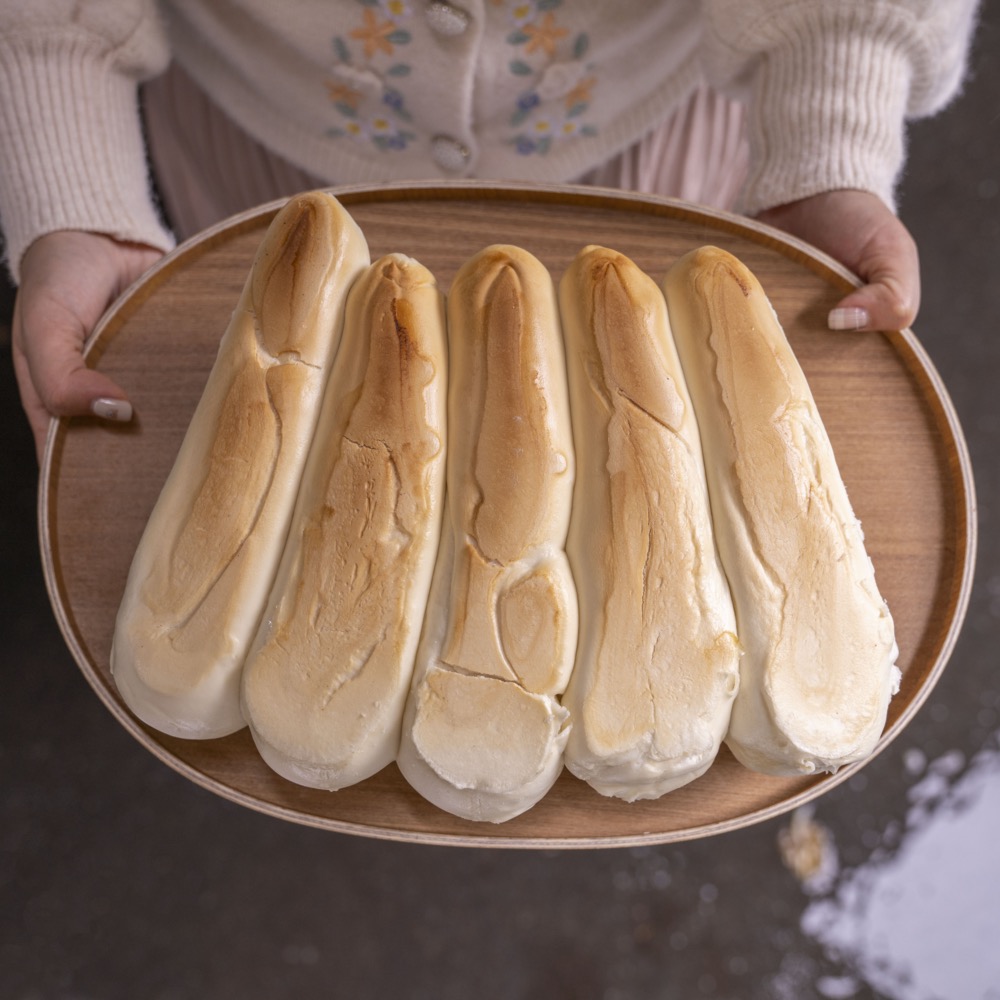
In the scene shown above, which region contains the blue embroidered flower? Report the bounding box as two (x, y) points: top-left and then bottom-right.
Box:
(503, 2), (597, 155)
(325, 0), (416, 152)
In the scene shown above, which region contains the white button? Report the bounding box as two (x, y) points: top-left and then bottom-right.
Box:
(426, 2), (470, 37)
(431, 135), (471, 172)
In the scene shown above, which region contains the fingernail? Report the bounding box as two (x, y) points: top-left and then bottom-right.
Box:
(91, 397), (133, 423)
(828, 306), (870, 331)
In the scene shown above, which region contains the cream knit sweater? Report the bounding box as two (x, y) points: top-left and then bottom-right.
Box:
(0, 0), (978, 282)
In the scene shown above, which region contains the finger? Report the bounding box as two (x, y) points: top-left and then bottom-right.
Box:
(16, 350), (132, 465)
(828, 281), (919, 333)
(16, 294), (133, 423)
(828, 220), (920, 334)
(36, 346), (132, 419)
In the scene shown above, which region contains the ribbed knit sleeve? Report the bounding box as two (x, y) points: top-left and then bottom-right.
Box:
(0, 2), (175, 283)
(701, 0), (980, 214)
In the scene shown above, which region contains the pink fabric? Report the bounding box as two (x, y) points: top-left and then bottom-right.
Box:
(142, 64), (323, 240)
(577, 84), (749, 211)
(142, 62), (748, 241)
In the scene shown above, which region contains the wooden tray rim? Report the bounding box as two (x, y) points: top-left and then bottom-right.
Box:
(36, 181), (979, 848)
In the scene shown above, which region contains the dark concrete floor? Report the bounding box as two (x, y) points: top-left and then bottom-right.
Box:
(3, 7), (999, 999)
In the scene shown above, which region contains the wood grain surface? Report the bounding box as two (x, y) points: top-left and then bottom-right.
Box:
(38, 182), (976, 848)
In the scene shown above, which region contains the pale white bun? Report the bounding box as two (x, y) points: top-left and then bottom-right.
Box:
(397, 245), (578, 823)
(241, 254), (448, 789)
(559, 246), (740, 801)
(663, 246), (899, 776)
(111, 192), (370, 739)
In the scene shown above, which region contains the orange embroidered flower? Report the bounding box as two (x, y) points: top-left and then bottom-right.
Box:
(325, 80), (363, 110)
(523, 13), (568, 57)
(563, 76), (595, 110)
(350, 8), (397, 59)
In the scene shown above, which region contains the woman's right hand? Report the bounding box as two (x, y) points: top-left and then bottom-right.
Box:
(12, 230), (164, 462)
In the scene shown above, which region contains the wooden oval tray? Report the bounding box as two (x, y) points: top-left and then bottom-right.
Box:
(39, 182), (976, 848)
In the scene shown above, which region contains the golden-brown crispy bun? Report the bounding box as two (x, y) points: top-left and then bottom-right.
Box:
(560, 245), (740, 800)
(241, 253), (447, 789)
(663, 246), (898, 776)
(111, 192), (370, 738)
(397, 245), (578, 823)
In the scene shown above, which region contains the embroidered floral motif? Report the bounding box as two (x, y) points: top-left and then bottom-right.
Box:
(325, 80), (363, 112)
(563, 75), (595, 113)
(349, 6), (412, 59)
(501, 0), (599, 155)
(521, 13), (568, 57)
(507, 2), (542, 28)
(324, 0), (600, 159)
(325, 0), (416, 151)
(380, 0), (412, 17)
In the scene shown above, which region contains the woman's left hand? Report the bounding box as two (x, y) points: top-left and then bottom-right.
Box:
(756, 189), (920, 333)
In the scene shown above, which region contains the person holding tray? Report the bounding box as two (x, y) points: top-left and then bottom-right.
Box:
(0, 0), (980, 458)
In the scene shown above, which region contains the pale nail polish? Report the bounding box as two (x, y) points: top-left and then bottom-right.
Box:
(828, 306), (870, 331)
(91, 397), (134, 422)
